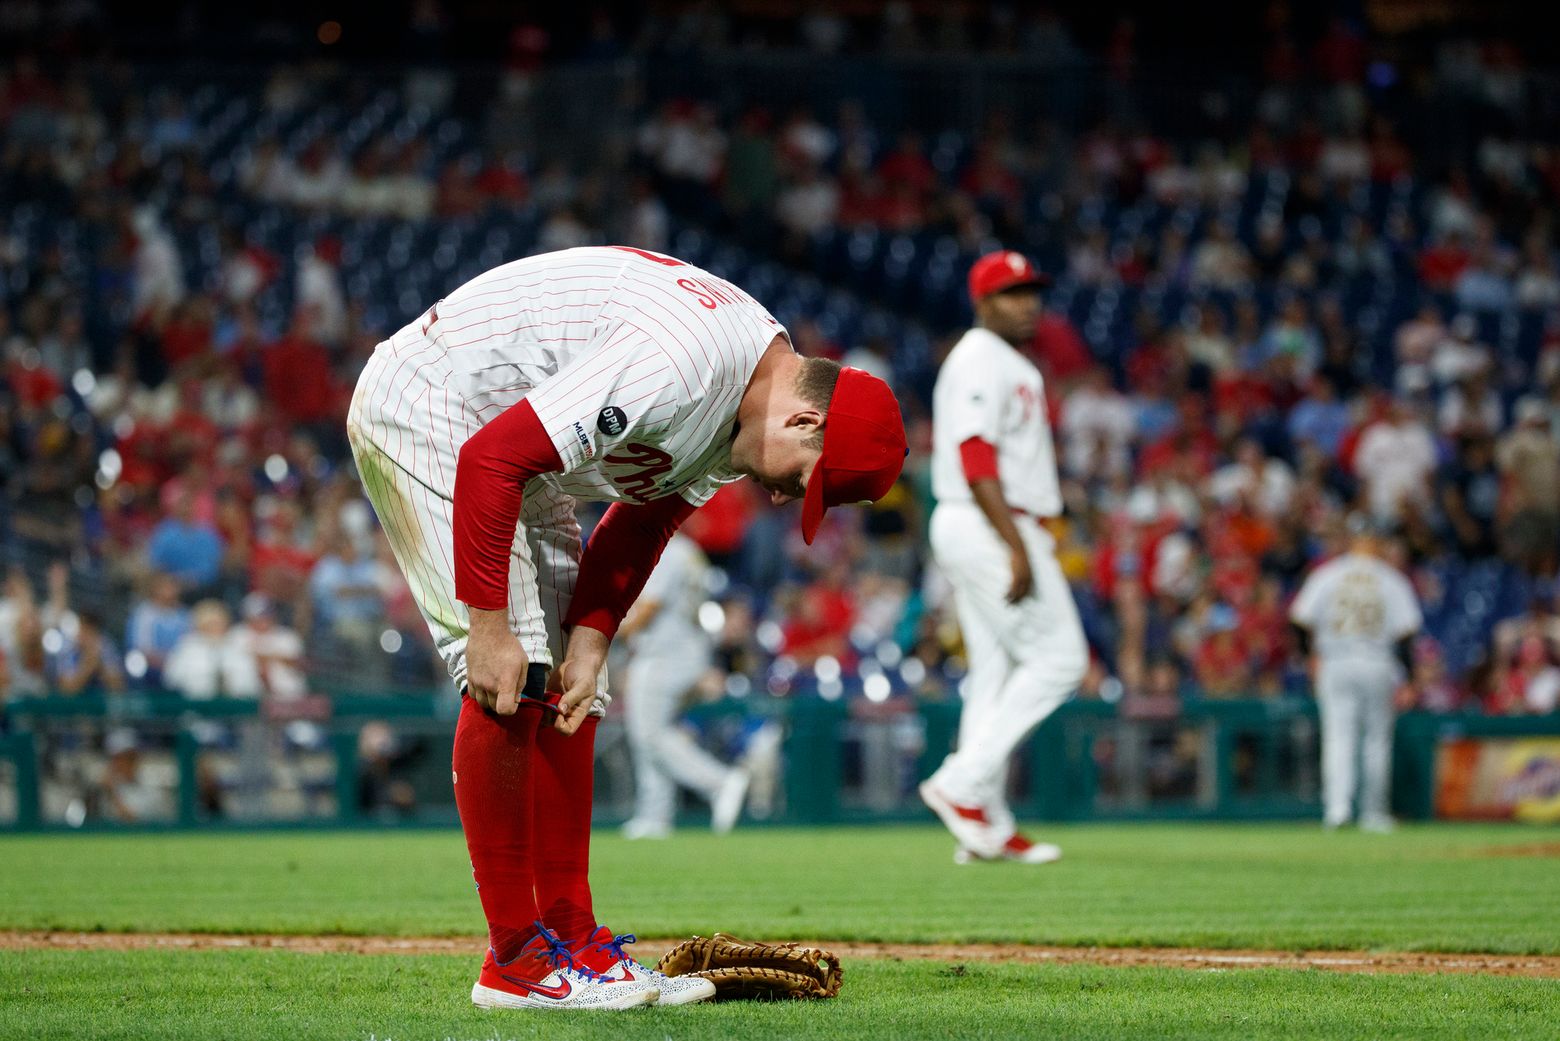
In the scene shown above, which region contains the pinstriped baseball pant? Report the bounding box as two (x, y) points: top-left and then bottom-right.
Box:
(346, 326), (608, 707)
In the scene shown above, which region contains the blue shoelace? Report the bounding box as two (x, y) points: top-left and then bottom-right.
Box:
(534, 923), (610, 984)
(604, 932), (640, 964)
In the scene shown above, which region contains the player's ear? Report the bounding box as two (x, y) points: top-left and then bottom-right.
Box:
(785, 408), (824, 435)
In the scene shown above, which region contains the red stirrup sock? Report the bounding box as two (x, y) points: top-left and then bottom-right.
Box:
(532, 715), (600, 945)
(452, 694), (543, 963)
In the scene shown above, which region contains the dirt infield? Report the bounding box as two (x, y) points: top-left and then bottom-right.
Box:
(1471, 842), (1560, 858)
(6, 931), (1559, 978)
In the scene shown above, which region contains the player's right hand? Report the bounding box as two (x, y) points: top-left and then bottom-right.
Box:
(466, 607), (528, 715)
(1006, 546), (1034, 603)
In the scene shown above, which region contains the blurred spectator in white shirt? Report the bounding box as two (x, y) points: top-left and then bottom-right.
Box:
(1062, 367), (1135, 481)
(1354, 396), (1439, 522)
(1210, 438), (1296, 519)
(1514, 237), (1560, 311)
(164, 600), (262, 699)
(129, 207), (184, 322)
(1188, 220), (1253, 291)
(775, 164), (840, 238)
(233, 594), (307, 702)
(295, 238), (347, 347)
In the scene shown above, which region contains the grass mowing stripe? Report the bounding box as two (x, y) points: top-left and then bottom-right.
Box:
(2, 949), (1556, 1041)
(1, 824), (1557, 953)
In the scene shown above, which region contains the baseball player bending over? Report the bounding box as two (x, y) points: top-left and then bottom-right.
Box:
(919, 251), (1088, 864)
(1290, 515), (1422, 832)
(617, 532), (750, 839)
(347, 246), (905, 1010)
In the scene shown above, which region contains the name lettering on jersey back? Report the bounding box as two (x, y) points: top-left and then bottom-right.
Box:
(676, 276), (761, 311)
(609, 245), (685, 267)
(603, 442), (676, 503)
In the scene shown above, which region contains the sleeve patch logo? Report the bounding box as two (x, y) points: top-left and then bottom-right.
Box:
(597, 406), (628, 436)
(571, 421), (594, 459)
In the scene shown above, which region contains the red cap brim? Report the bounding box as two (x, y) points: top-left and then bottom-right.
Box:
(801, 458), (827, 545)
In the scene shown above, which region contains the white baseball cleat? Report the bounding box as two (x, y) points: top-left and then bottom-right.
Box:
(621, 817), (672, 840)
(575, 926), (717, 1006)
(712, 768), (751, 835)
(918, 778), (1004, 859)
(954, 834), (1063, 865)
(471, 926), (659, 1010)
(1358, 815), (1397, 834)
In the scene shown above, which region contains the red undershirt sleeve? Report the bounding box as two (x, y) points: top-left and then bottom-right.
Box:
(453, 399), (564, 611)
(959, 435), (1000, 484)
(565, 494), (697, 639)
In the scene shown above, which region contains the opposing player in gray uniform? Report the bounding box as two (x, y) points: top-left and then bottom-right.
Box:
(1289, 517), (1423, 832)
(617, 533), (749, 838)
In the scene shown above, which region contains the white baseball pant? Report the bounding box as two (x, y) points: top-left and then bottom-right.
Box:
(928, 501), (1088, 836)
(346, 325), (606, 705)
(1315, 657), (1399, 826)
(623, 650), (733, 828)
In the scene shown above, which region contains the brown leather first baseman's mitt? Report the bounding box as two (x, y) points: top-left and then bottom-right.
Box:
(654, 933), (844, 1000)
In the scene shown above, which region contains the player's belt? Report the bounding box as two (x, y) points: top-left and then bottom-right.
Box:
(461, 663), (558, 713)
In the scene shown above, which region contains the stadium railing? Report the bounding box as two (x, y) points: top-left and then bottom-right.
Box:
(5, 691), (1556, 831)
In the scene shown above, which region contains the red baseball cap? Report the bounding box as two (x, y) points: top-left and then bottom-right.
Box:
(801, 367), (908, 544)
(967, 250), (1049, 302)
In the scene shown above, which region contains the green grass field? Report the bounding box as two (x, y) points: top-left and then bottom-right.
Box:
(3, 823), (1558, 1040)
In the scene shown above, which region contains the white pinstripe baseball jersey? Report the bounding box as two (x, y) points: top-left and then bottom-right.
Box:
(931, 327), (1062, 516)
(414, 245), (786, 507)
(346, 246), (787, 689)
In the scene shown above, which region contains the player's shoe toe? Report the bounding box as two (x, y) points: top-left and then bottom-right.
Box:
(621, 818), (673, 840)
(644, 970), (718, 1006)
(1001, 834), (1062, 863)
(918, 779), (1003, 858)
(573, 926), (715, 1006)
(471, 927), (659, 1011)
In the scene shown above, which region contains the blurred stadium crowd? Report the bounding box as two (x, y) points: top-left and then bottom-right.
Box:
(3, 0), (1560, 754)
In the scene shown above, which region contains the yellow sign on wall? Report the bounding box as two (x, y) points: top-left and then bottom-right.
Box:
(1435, 738), (1560, 823)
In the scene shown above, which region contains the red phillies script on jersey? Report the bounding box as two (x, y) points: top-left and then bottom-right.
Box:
(603, 443), (675, 503)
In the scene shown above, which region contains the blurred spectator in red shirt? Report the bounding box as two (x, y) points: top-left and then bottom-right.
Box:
(1032, 308), (1092, 386)
(1192, 604), (1254, 698)
(263, 314), (336, 425)
(1488, 634), (1560, 715)
(877, 131), (935, 201)
(159, 297), (215, 371)
(1419, 230), (1471, 291)
(780, 570), (856, 668)
(679, 481), (758, 572)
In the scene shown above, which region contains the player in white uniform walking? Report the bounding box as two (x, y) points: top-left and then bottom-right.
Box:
(618, 532), (749, 838)
(347, 245), (906, 1010)
(1289, 516), (1422, 832)
(919, 251), (1089, 864)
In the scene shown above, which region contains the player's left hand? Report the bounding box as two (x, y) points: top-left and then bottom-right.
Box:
(1006, 546), (1034, 603)
(550, 626), (611, 735)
